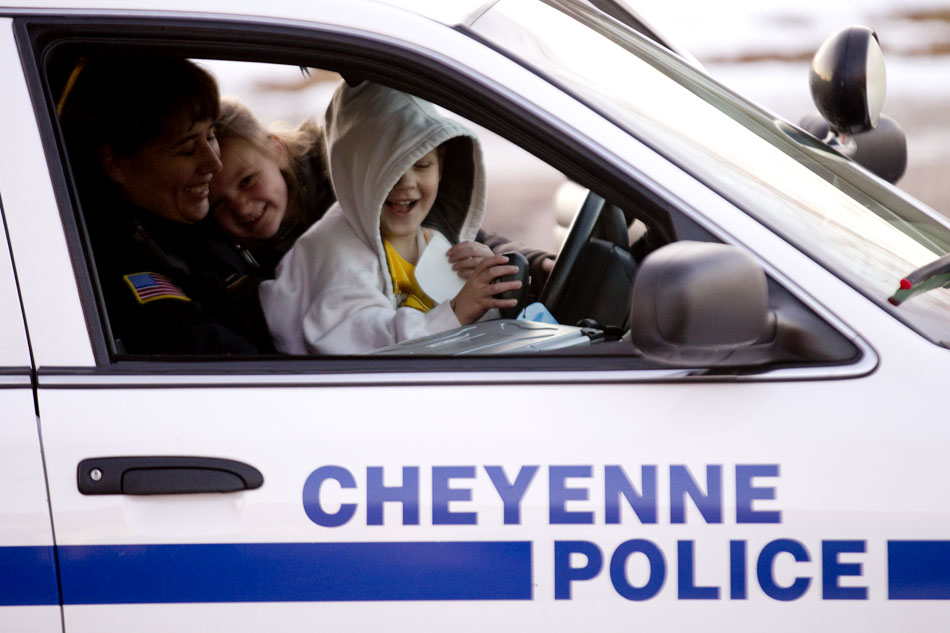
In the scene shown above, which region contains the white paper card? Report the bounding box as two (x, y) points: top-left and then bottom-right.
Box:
(415, 232), (465, 303)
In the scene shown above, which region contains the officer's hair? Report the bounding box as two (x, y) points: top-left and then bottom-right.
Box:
(60, 55), (220, 165)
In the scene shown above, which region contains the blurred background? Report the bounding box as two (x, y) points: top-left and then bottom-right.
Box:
(642, 0), (950, 216)
(208, 0), (950, 251)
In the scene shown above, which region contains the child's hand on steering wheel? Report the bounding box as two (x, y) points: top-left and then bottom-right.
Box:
(450, 255), (522, 325)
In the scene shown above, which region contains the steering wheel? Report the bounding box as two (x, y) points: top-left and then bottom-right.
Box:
(538, 190), (606, 321)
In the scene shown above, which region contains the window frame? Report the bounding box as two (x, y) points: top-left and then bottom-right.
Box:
(0, 194), (34, 380)
(14, 12), (876, 382)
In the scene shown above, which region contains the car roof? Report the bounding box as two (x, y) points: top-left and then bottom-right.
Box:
(0, 0), (488, 24)
(368, 0), (493, 25)
(1, 0), (701, 67)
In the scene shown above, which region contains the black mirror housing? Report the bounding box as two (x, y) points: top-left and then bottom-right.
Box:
(629, 241), (770, 366)
(809, 25), (885, 135)
(803, 25), (907, 184)
(799, 112), (907, 183)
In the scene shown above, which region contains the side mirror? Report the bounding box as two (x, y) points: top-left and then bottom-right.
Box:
(801, 26), (907, 183)
(629, 241), (770, 366)
(810, 25), (884, 135)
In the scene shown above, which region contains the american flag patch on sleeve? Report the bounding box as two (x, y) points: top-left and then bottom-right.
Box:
(123, 272), (191, 304)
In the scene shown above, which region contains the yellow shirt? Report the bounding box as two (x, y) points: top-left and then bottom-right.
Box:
(384, 239), (435, 313)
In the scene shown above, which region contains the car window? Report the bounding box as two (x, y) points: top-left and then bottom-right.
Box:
(32, 24), (863, 374)
(51, 52), (678, 362)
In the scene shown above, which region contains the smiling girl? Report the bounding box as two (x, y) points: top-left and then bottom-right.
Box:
(209, 98), (335, 275)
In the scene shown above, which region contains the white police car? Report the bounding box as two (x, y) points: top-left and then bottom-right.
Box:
(2, 0), (949, 631)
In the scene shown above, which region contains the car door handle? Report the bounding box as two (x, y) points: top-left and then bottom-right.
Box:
(77, 456), (264, 495)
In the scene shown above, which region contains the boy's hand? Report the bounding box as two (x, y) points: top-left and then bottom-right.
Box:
(450, 255), (522, 325)
(447, 241), (494, 279)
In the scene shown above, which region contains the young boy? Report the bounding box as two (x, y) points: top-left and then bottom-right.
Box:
(259, 81), (521, 354)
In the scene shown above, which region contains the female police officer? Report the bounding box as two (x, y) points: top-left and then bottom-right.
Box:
(59, 56), (272, 354)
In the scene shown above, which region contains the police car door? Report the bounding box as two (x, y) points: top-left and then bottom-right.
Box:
(7, 12), (570, 630)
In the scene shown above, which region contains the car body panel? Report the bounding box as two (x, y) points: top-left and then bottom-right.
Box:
(0, 26), (60, 626)
(0, 387), (62, 633)
(0, 18), (92, 367)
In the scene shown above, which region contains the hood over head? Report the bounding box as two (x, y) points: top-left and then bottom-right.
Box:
(323, 81), (486, 252)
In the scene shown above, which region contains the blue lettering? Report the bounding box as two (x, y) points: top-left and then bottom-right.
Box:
(678, 541), (719, 599)
(485, 465), (538, 525)
(366, 466), (419, 525)
(610, 539), (665, 601)
(736, 465), (781, 524)
(757, 539), (811, 601)
(822, 540), (867, 600)
(432, 466), (476, 525)
(549, 466), (594, 524)
(303, 463), (781, 530)
(302, 466), (357, 527)
(554, 541), (603, 599)
(730, 540), (747, 599)
(604, 465), (657, 524)
(670, 465), (722, 524)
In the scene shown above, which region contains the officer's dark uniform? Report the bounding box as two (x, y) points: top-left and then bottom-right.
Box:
(91, 202), (273, 355)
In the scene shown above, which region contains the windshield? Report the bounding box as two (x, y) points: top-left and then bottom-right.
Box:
(472, 0), (950, 346)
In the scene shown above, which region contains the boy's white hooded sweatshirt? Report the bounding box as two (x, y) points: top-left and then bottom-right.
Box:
(259, 82), (486, 354)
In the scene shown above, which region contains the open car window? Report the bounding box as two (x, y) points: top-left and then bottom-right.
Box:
(203, 61), (681, 357)
(29, 21), (866, 376)
(48, 52), (681, 363)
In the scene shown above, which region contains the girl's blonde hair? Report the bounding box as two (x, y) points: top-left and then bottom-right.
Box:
(216, 96), (326, 224)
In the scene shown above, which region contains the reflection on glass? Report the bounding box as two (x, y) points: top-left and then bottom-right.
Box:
(474, 0), (950, 346)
